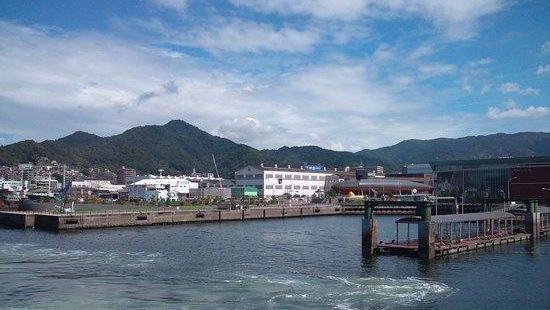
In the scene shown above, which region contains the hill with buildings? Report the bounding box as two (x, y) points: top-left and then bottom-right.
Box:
(0, 120), (549, 176)
(0, 120), (382, 177)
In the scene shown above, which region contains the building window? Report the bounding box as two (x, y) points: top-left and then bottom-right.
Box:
(311, 185), (317, 190)
(275, 174), (283, 178)
(265, 174), (273, 179)
(302, 175), (310, 180)
(284, 175), (292, 180)
(303, 186), (309, 190)
(319, 176), (326, 181)
(311, 176), (318, 180)
(284, 185), (292, 189)
(293, 175), (300, 180)
(266, 185), (274, 189)
(294, 185), (300, 189)
(275, 185), (283, 189)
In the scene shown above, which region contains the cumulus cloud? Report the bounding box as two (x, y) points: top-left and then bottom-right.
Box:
(0, 20), (440, 150)
(499, 82), (539, 95)
(231, 0), (509, 40)
(214, 117), (286, 145)
(536, 64), (550, 75)
(487, 105), (550, 120)
(542, 41), (550, 54)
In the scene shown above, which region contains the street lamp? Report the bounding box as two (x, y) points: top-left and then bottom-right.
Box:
(506, 176), (518, 211)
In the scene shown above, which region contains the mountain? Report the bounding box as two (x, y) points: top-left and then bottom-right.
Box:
(0, 120), (382, 177)
(0, 120), (549, 177)
(357, 132), (550, 168)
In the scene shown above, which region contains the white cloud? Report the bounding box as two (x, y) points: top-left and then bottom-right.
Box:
(468, 58), (494, 67)
(418, 63), (456, 76)
(231, 0), (509, 40)
(230, 0), (368, 20)
(0, 19), (536, 152)
(499, 82), (539, 95)
(487, 105), (550, 120)
(536, 64), (550, 75)
(409, 44), (435, 59)
(541, 41), (550, 54)
(138, 18), (320, 53)
(214, 117), (284, 144)
(480, 84), (492, 95)
(149, 0), (187, 12)
(0, 20), (429, 150)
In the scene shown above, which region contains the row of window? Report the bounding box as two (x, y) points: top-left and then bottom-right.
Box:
(236, 174), (262, 180)
(236, 174), (327, 181)
(265, 174), (325, 181)
(265, 185), (320, 190)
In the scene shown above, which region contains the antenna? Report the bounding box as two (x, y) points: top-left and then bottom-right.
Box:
(212, 154), (222, 187)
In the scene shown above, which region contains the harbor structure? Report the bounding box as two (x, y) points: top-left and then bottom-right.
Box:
(332, 178), (434, 197)
(70, 180), (125, 200)
(362, 199), (549, 260)
(127, 176), (196, 201)
(431, 156), (550, 203)
(234, 165), (333, 198)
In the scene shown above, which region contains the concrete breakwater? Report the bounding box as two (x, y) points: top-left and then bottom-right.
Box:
(0, 205), (343, 231)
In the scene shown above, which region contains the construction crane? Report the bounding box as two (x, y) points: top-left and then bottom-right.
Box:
(212, 154), (222, 187)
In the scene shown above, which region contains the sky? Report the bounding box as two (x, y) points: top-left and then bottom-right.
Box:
(0, 0), (549, 152)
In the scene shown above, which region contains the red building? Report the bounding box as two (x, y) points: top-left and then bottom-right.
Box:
(510, 166), (550, 202)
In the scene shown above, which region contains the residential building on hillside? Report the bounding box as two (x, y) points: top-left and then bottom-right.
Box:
(117, 166), (137, 185)
(234, 165), (333, 198)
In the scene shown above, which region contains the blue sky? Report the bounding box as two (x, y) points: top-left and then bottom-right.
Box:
(0, 0), (548, 151)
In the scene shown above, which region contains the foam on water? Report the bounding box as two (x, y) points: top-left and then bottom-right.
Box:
(230, 273), (453, 308)
(0, 242), (162, 268)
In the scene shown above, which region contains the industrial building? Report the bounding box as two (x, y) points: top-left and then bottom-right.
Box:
(127, 177), (197, 201)
(332, 178), (434, 197)
(234, 165), (333, 198)
(431, 156), (550, 203)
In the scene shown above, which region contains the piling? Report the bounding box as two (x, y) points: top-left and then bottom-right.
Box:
(417, 203), (435, 260)
(362, 202), (378, 257)
(525, 199), (541, 240)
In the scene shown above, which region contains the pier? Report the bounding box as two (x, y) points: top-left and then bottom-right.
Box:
(0, 205), (343, 231)
(363, 199), (549, 260)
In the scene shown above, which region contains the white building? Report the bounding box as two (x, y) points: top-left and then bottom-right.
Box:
(234, 165), (334, 198)
(127, 177), (196, 201)
(0, 179), (23, 201)
(71, 180), (113, 189)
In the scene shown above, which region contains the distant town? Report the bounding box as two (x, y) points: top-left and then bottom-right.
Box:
(1, 155), (549, 212)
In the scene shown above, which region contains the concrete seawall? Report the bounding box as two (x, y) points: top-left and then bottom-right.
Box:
(0, 206), (344, 231)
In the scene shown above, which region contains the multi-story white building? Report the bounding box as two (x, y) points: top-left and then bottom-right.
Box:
(234, 165), (334, 198)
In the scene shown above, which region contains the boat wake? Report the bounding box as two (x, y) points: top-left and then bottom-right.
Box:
(229, 273), (453, 309)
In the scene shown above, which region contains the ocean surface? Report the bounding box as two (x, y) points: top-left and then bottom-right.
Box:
(0, 215), (549, 309)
